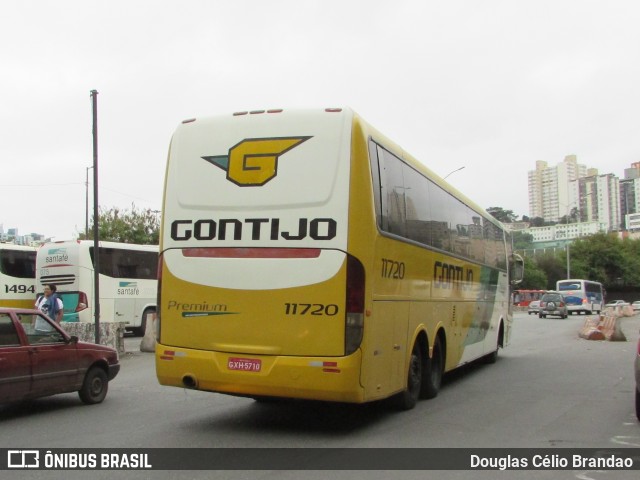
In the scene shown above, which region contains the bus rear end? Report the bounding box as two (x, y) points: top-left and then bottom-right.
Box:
(557, 279), (604, 315)
(36, 241), (91, 322)
(156, 108), (366, 402)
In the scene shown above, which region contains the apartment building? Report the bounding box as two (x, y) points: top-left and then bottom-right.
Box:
(528, 155), (588, 222)
(528, 155), (625, 232)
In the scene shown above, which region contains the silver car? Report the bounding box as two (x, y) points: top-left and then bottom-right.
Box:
(539, 292), (568, 319)
(527, 300), (541, 315)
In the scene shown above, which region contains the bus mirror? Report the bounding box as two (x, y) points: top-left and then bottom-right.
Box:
(510, 254), (524, 285)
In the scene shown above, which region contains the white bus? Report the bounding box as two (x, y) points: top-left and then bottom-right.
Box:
(0, 243), (36, 309)
(556, 279), (605, 315)
(36, 240), (158, 335)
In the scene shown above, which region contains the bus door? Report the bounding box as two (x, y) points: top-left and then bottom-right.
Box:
(113, 281), (136, 327)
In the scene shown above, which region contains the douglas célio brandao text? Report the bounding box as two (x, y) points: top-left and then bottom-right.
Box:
(470, 453), (634, 470)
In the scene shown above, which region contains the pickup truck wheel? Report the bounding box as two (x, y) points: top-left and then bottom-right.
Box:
(78, 367), (109, 404)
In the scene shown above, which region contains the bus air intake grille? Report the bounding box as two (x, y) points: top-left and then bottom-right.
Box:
(39, 274), (76, 285)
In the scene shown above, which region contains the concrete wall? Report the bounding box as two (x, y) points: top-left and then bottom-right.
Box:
(60, 322), (125, 354)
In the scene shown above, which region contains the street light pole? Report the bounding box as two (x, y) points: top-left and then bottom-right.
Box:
(90, 90), (100, 344)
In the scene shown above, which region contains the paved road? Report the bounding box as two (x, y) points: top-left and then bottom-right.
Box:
(1, 312), (639, 480)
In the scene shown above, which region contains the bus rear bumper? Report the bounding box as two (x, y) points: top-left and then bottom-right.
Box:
(155, 343), (365, 403)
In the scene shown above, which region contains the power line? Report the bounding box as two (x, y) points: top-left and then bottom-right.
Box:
(0, 182), (84, 187)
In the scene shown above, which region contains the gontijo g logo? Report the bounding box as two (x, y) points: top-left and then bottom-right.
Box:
(202, 136), (311, 187)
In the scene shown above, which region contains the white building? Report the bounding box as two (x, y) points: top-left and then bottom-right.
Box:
(528, 155), (590, 222)
(626, 212), (640, 231)
(567, 174), (621, 231)
(523, 221), (606, 244)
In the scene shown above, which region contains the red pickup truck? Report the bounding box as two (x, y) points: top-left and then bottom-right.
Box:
(0, 307), (120, 405)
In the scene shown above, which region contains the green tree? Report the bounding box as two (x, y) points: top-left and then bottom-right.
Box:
(621, 237), (640, 286)
(534, 251), (567, 290)
(529, 217), (546, 227)
(512, 231), (534, 250)
(568, 233), (624, 285)
(80, 204), (159, 245)
(487, 207), (517, 223)
(520, 256), (547, 289)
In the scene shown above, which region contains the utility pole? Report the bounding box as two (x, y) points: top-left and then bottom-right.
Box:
(85, 166), (93, 238)
(91, 90), (101, 344)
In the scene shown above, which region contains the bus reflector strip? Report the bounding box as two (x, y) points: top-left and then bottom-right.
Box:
(160, 350), (186, 360)
(309, 361), (341, 372)
(182, 248), (321, 259)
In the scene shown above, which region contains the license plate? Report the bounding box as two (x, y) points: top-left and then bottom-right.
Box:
(227, 357), (261, 372)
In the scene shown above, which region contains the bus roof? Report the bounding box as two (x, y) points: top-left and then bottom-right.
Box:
(39, 240), (158, 252)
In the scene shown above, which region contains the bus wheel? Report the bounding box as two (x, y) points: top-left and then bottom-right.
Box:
(421, 336), (443, 399)
(78, 367), (109, 404)
(391, 342), (423, 410)
(484, 325), (502, 365)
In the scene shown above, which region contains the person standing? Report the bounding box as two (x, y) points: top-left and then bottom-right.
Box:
(34, 284), (64, 330)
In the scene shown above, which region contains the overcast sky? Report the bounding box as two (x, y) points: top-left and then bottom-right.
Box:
(2, 0), (639, 241)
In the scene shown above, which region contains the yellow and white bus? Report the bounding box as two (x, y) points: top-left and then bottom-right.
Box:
(36, 240), (158, 335)
(0, 243), (36, 308)
(156, 107), (523, 409)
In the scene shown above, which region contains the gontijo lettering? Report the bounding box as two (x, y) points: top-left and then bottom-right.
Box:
(170, 217), (337, 241)
(433, 260), (473, 290)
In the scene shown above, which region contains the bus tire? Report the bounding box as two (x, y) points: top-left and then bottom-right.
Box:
(78, 367), (109, 405)
(391, 342), (423, 410)
(420, 335), (443, 399)
(484, 323), (503, 364)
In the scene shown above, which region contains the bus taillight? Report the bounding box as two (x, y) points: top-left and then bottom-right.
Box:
(345, 255), (365, 355)
(76, 292), (88, 312)
(156, 255), (163, 342)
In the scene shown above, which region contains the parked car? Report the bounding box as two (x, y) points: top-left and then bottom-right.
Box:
(631, 301), (640, 312)
(527, 300), (541, 315)
(605, 300), (629, 308)
(539, 292), (568, 319)
(635, 333), (640, 421)
(0, 308), (120, 405)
